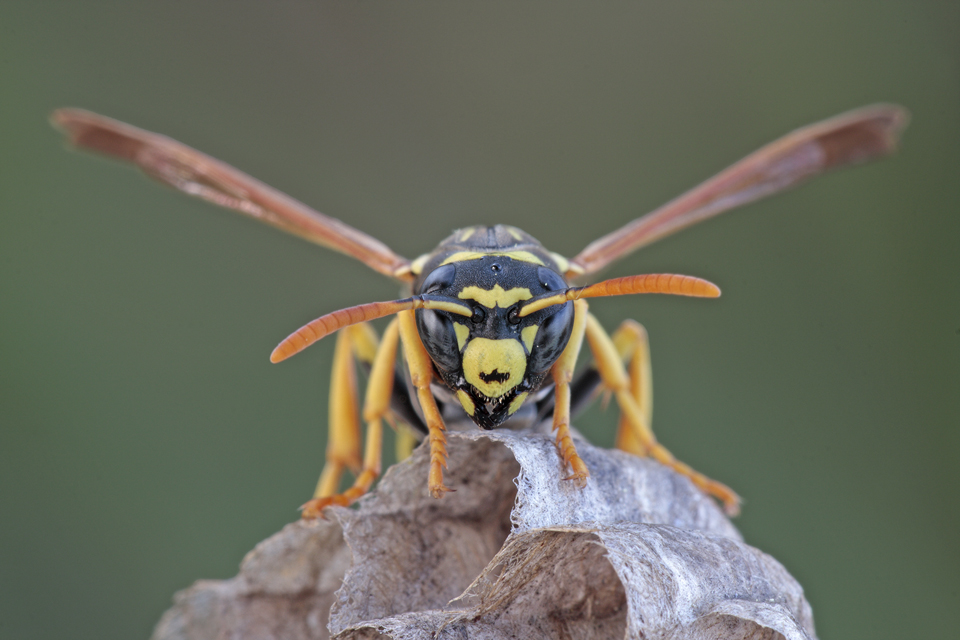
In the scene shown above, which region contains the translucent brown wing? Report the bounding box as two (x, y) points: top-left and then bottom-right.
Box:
(51, 108), (413, 282)
(569, 104), (909, 277)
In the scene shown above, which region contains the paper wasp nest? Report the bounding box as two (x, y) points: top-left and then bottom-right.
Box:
(152, 431), (816, 640)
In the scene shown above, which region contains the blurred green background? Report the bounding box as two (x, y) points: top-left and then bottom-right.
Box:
(2, 3), (957, 639)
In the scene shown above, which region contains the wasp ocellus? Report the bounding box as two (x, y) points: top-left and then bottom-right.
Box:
(52, 105), (908, 517)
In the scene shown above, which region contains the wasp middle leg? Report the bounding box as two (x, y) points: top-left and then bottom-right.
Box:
(584, 313), (742, 515)
(301, 321), (399, 518)
(610, 319), (652, 456)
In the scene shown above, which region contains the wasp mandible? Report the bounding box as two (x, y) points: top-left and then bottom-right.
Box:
(53, 105), (907, 517)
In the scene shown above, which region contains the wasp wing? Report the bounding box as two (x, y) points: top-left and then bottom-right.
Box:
(569, 104), (909, 277)
(52, 108), (413, 282)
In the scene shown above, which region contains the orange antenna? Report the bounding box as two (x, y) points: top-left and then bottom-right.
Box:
(519, 274), (720, 318)
(271, 296), (472, 363)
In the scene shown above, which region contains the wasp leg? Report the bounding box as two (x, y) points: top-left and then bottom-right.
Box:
(549, 300), (591, 486)
(301, 323), (389, 519)
(395, 425), (419, 461)
(610, 320), (652, 456)
(309, 326), (365, 504)
(534, 322), (648, 427)
(584, 313), (741, 516)
(397, 310), (452, 498)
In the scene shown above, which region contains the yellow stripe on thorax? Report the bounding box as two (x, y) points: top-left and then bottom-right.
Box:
(457, 227), (478, 242)
(441, 250), (545, 266)
(409, 253), (431, 275)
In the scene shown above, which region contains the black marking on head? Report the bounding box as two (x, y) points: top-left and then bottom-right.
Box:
(479, 369), (510, 384)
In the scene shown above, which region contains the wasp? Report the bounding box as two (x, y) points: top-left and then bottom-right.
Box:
(53, 105), (907, 517)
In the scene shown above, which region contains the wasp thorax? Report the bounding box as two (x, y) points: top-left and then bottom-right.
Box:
(414, 252), (575, 429)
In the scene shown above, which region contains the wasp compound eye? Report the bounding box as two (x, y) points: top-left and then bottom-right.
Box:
(527, 301), (575, 374)
(538, 266), (566, 291)
(415, 308), (461, 373)
(420, 263), (457, 295)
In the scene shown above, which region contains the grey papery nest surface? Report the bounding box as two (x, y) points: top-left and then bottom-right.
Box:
(152, 431), (816, 640)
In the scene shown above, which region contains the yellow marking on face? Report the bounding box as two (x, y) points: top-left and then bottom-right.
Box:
(440, 250), (545, 266)
(459, 284), (532, 309)
(456, 390), (476, 416)
(508, 392), (529, 415)
(521, 325), (539, 352)
(454, 322), (470, 351)
(458, 227), (478, 242)
(409, 253), (431, 276)
(462, 338), (526, 398)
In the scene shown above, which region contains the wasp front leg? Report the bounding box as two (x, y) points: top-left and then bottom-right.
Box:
(584, 313), (742, 516)
(397, 310), (451, 498)
(394, 423), (419, 462)
(301, 322), (394, 519)
(550, 299), (591, 486)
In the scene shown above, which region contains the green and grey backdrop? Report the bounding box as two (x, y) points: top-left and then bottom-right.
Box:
(2, 3), (957, 639)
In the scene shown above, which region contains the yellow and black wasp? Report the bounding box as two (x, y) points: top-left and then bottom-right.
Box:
(52, 105), (907, 517)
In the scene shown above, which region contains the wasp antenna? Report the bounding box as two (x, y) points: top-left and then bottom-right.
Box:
(418, 296), (475, 318)
(270, 296), (473, 363)
(519, 274), (720, 317)
(271, 299), (415, 363)
(577, 273), (721, 299)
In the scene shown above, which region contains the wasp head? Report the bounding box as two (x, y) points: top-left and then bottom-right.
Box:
(414, 253), (574, 429)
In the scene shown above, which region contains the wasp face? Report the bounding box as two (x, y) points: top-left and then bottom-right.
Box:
(415, 253), (574, 429)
